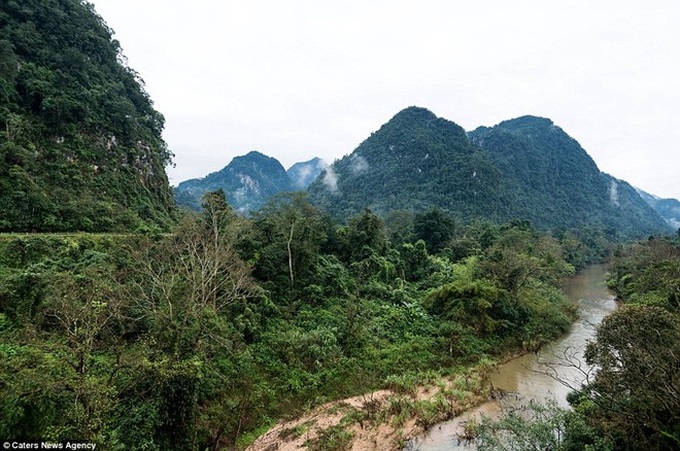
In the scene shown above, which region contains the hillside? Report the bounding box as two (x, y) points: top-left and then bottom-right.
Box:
(308, 107), (669, 238)
(175, 150), (294, 212)
(0, 0), (174, 232)
(469, 116), (670, 237)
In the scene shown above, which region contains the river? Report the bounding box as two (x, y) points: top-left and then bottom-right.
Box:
(411, 264), (617, 450)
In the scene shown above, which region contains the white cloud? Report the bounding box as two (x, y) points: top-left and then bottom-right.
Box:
(349, 155), (369, 175)
(322, 167), (339, 193)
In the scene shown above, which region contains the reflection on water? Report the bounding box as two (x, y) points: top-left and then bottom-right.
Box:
(412, 265), (616, 450)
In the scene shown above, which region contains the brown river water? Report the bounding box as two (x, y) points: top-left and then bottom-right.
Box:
(410, 264), (617, 450)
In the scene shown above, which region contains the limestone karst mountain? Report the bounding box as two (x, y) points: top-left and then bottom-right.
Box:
(0, 0), (174, 231)
(175, 151), (295, 213)
(308, 107), (670, 238)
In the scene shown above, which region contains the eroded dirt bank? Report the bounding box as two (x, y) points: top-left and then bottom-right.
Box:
(246, 367), (493, 451)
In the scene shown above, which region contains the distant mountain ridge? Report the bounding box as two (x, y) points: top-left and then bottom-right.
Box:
(308, 107), (670, 238)
(177, 107), (671, 239)
(636, 189), (680, 230)
(175, 152), (326, 213)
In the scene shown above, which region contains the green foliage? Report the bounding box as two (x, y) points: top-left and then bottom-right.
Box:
(476, 399), (571, 451)
(607, 236), (680, 310)
(576, 305), (680, 449)
(383, 370), (440, 397)
(413, 208), (456, 254)
(0, 0), (174, 232)
(0, 204), (595, 448)
(306, 424), (354, 451)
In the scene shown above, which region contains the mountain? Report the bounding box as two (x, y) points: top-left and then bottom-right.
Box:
(308, 107), (670, 238)
(307, 106), (509, 221)
(636, 189), (680, 230)
(175, 151), (294, 213)
(287, 157), (328, 190)
(0, 0), (174, 232)
(469, 116), (670, 237)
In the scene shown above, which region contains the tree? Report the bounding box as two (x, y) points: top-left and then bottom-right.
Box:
(580, 305), (680, 449)
(607, 237), (680, 310)
(413, 208), (455, 254)
(251, 192), (330, 298)
(135, 191), (256, 358)
(426, 257), (501, 338)
(342, 208), (388, 263)
(476, 399), (570, 451)
(130, 193), (260, 450)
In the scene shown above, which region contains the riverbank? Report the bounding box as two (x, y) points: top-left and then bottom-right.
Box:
(246, 266), (613, 451)
(413, 264), (617, 450)
(244, 350), (552, 450)
(246, 363), (495, 451)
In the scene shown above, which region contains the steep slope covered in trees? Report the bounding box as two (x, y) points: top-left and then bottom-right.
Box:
(308, 106), (509, 221)
(469, 116), (670, 237)
(307, 107), (668, 239)
(0, 0), (174, 232)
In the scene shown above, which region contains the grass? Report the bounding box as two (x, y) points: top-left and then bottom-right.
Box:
(305, 424), (354, 451)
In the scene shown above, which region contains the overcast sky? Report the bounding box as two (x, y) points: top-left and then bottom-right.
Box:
(89, 0), (680, 200)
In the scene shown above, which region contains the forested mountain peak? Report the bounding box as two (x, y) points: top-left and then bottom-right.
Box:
(470, 115), (595, 164)
(307, 107), (669, 238)
(175, 150), (294, 213)
(358, 106), (472, 159)
(383, 105), (440, 126)
(308, 107), (504, 220)
(470, 117), (669, 236)
(229, 150), (288, 174)
(0, 0), (175, 232)
(469, 115), (599, 177)
(495, 115), (555, 130)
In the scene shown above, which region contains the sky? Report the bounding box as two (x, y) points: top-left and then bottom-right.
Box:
(89, 0), (680, 200)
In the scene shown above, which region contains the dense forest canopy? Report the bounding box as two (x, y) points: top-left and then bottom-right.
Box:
(0, 0), (174, 232)
(1, 194), (604, 449)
